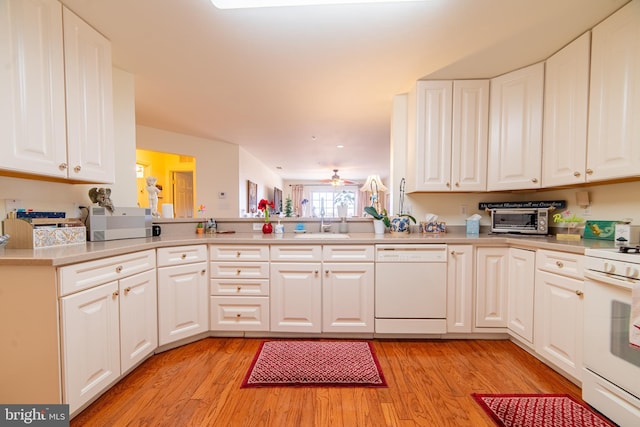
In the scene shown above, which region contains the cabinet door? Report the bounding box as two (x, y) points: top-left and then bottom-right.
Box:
(157, 262), (208, 345)
(119, 269), (157, 373)
(447, 245), (474, 333)
(407, 80), (453, 191)
(451, 80), (489, 192)
(270, 263), (321, 333)
(534, 270), (583, 381)
(0, 0), (67, 178)
(62, 7), (114, 183)
(487, 63), (544, 191)
(542, 32), (590, 187)
(322, 263), (374, 333)
(475, 247), (509, 328)
(587, 0), (640, 181)
(507, 248), (535, 344)
(61, 281), (120, 414)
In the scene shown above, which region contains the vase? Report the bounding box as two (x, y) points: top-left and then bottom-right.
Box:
(262, 223), (273, 234)
(373, 219), (385, 235)
(390, 217), (411, 235)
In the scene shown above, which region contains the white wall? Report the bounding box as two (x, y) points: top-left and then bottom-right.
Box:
(239, 147), (283, 216)
(136, 126), (240, 218)
(0, 68), (138, 220)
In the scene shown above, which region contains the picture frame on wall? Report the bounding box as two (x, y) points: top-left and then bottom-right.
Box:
(248, 180), (257, 213)
(273, 187), (282, 213)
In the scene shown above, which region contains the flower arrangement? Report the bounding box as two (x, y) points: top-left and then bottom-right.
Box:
(258, 198), (275, 222)
(197, 204), (206, 216)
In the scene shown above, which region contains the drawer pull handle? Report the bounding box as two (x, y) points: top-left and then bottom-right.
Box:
(116, 265), (123, 273)
(112, 290), (119, 298)
(181, 254), (187, 259)
(236, 313), (241, 318)
(556, 261), (564, 268)
(237, 269), (241, 275)
(575, 290), (583, 296)
(237, 286), (242, 292)
(124, 287), (131, 295)
(237, 251), (241, 258)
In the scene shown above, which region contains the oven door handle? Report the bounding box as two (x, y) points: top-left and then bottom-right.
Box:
(584, 270), (637, 291)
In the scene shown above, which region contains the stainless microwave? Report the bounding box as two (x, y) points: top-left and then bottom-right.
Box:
(490, 208), (549, 235)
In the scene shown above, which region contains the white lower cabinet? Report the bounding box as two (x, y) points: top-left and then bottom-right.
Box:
(475, 247), (509, 329)
(534, 250), (584, 381)
(270, 261), (322, 332)
(507, 248), (535, 345)
(209, 245), (270, 331)
(447, 245), (474, 333)
(157, 245), (208, 346)
(59, 250), (157, 415)
(322, 262), (374, 333)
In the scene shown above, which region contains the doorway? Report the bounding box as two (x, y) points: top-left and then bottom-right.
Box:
(173, 171), (194, 218)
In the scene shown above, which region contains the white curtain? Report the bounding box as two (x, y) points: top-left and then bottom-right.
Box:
(291, 184), (304, 216)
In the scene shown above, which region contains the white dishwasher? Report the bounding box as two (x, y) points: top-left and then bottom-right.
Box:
(375, 244), (447, 334)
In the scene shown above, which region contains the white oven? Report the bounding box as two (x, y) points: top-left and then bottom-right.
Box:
(583, 248), (640, 427)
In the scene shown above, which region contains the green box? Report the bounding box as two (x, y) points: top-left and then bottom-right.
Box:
(583, 221), (617, 240)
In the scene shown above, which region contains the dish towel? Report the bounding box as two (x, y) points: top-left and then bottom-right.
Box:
(631, 283), (640, 349)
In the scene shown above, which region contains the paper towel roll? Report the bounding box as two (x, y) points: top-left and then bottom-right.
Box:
(162, 204), (174, 219)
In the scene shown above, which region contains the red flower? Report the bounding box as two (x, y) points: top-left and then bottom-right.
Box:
(258, 199), (275, 222)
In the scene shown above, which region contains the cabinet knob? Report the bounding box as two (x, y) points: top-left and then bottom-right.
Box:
(124, 287), (131, 295)
(450, 251), (457, 255)
(586, 169), (593, 175)
(201, 269), (206, 275)
(73, 165), (81, 173)
(325, 270), (330, 277)
(446, 182), (450, 188)
(112, 290), (119, 298)
(573, 171), (581, 177)
(237, 286), (242, 292)
(556, 261), (564, 268)
(58, 163), (68, 171)
(236, 313), (241, 318)
(454, 182), (460, 187)
(236, 251), (241, 258)
(314, 270), (319, 277)
(575, 290), (584, 296)
(531, 178), (538, 183)
(236, 269), (241, 275)
(115, 265), (123, 273)
(181, 254), (187, 259)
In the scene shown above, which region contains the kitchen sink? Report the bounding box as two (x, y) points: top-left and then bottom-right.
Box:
(294, 233), (350, 239)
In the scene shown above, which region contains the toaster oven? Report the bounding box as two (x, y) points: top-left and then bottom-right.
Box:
(490, 208), (549, 235)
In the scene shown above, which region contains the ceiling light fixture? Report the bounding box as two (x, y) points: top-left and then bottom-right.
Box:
(211, 0), (424, 10)
(331, 169), (344, 186)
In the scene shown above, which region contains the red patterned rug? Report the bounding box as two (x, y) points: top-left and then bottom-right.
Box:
(472, 394), (616, 427)
(241, 341), (387, 388)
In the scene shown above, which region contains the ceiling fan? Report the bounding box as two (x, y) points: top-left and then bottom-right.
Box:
(322, 169), (356, 186)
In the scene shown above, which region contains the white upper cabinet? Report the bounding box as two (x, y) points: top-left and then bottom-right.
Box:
(587, 0), (640, 181)
(487, 62), (544, 191)
(63, 7), (114, 183)
(542, 32), (591, 187)
(0, 0), (67, 178)
(0, 1), (114, 183)
(406, 79), (488, 192)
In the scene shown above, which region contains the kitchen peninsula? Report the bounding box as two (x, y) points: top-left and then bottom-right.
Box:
(0, 218), (613, 417)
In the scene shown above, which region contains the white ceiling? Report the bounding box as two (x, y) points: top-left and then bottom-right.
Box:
(60, 0), (629, 183)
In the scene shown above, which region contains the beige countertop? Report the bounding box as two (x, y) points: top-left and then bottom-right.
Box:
(0, 230), (619, 267)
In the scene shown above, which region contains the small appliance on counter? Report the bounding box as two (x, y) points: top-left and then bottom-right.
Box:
(86, 207), (152, 241)
(489, 208), (550, 235)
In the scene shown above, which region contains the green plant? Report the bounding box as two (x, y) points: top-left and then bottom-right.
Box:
(284, 197), (293, 217)
(364, 206), (391, 227)
(334, 190), (355, 206)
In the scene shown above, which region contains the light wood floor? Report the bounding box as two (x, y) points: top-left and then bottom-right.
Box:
(71, 338), (583, 426)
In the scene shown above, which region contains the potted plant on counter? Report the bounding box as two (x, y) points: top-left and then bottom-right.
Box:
(364, 205), (390, 234)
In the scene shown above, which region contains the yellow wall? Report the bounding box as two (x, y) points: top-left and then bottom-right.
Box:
(135, 149), (195, 211)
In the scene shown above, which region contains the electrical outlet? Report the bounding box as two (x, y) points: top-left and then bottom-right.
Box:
(460, 205), (467, 215)
(582, 206), (592, 217)
(252, 223), (263, 231)
(5, 199), (23, 212)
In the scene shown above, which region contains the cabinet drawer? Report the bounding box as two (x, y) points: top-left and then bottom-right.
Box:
(210, 278), (269, 296)
(59, 250), (156, 296)
(536, 249), (584, 279)
(157, 245), (207, 267)
(210, 296), (269, 331)
(322, 245), (374, 262)
(210, 245), (269, 261)
(271, 245), (322, 261)
(210, 261), (269, 279)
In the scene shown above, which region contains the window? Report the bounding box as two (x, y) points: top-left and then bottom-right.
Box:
(306, 185), (359, 218)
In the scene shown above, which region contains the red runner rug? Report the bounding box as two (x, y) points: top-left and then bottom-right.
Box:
(241, 341), (387, 388)
(472, 393), (616, 427)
